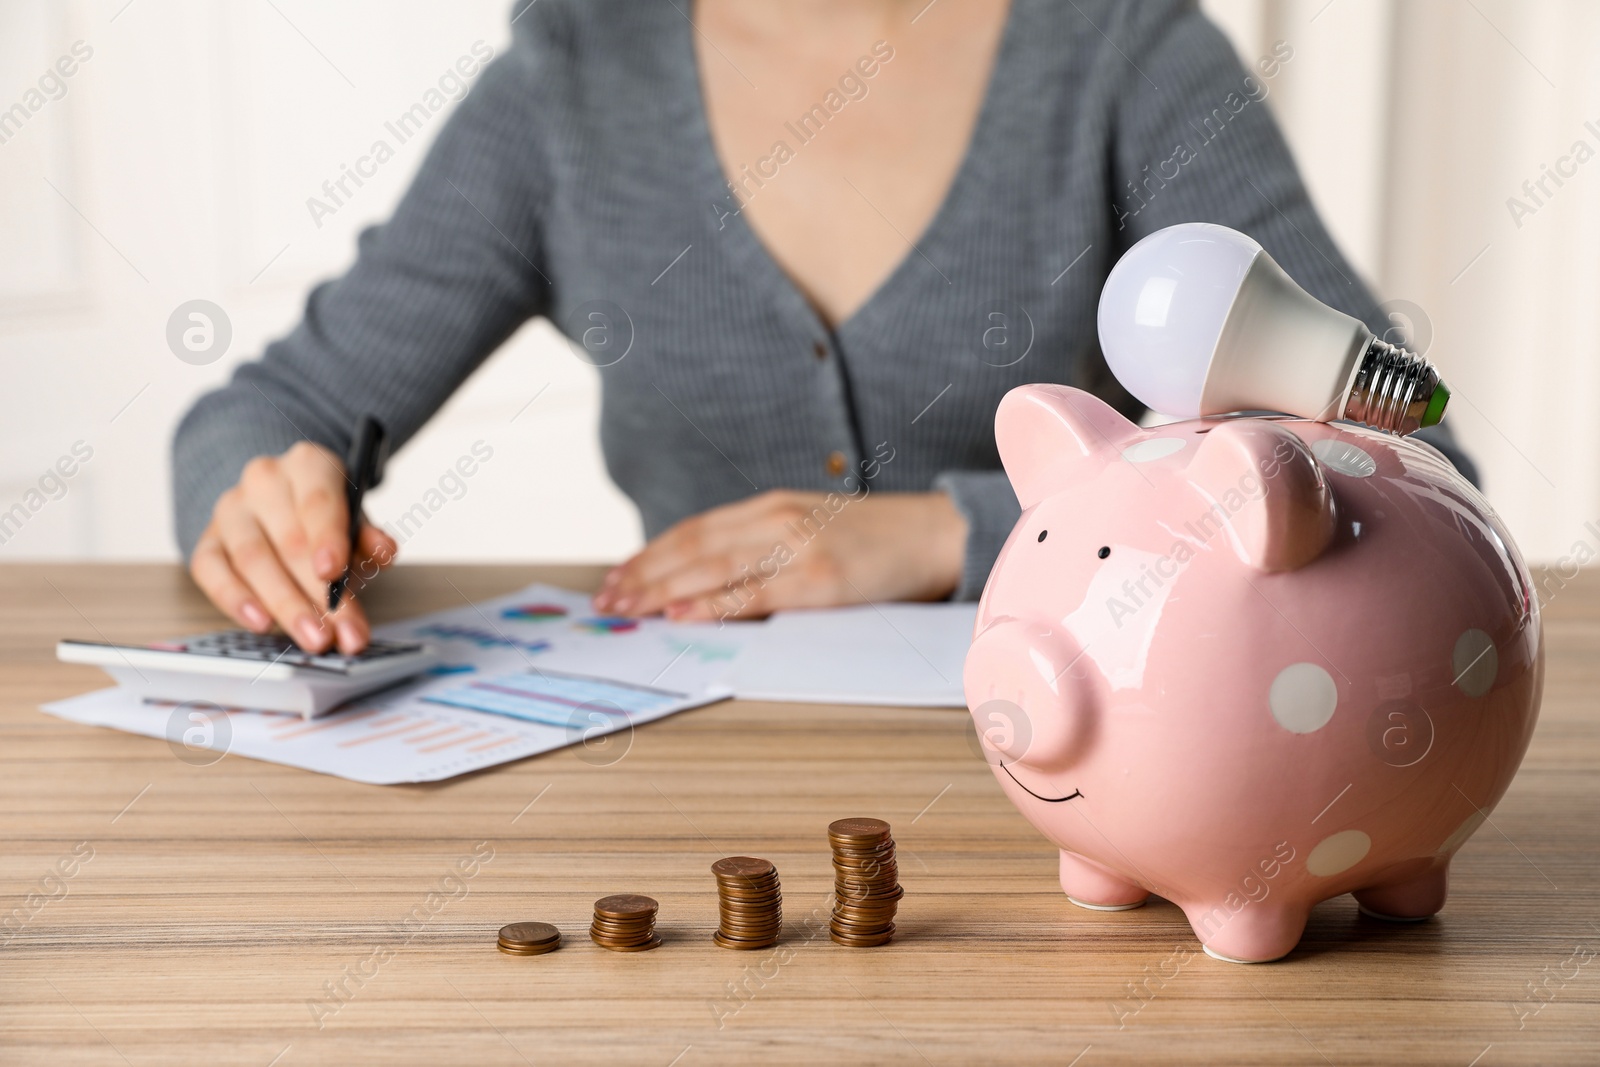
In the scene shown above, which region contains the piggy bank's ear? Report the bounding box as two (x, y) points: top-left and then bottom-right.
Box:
(995, 385), (1139, 508)
(1187, 421), (1337, 573)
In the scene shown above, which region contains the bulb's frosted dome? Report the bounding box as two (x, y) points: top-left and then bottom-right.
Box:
(1097, 223), (1263, 417)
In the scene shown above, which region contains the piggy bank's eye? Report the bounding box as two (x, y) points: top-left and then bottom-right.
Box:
(1097, 546), (1111, 559)
(1037, 530), (1048, 543)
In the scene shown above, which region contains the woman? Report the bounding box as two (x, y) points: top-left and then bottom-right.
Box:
(173, 0), (1470, 655)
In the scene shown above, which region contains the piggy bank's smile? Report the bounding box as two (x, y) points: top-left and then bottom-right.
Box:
(1001, 763), (1083, 803)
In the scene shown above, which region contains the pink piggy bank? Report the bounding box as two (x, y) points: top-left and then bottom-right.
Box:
(964, 384), (1542, 963)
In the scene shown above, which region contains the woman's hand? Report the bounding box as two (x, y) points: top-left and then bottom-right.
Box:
(592, 490), (968, 622)
(188, 442), (399, 653)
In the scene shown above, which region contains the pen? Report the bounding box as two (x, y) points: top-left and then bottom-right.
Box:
(327, 415), (389, 612)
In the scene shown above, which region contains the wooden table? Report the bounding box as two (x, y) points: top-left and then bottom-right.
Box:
(2, 564), (1597, 1066)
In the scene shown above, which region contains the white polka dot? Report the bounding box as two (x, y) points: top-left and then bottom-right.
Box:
(1452, 629), (1498, 697)
(1269, 662), (1338, 733)
(1438, 810), (1487, 854)
(1311, 438), (1377, 478)
(1306, 830), (1371, 876)
(1121, 437), (1186, 463)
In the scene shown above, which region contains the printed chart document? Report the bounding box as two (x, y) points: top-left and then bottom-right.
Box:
(728, 602), (976, 707)
(40, 584), (978, 783)
(41, 584), (751, 785)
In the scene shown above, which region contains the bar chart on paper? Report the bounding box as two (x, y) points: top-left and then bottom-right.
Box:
(422, 670), (694, 726)
(41, 583), (742, 783)
(42, 688), (575, 784)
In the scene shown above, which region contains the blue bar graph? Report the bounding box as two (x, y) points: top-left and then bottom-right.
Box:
(422, 669), (685, 727)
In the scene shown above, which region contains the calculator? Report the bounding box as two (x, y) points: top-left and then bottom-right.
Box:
(57, 630), (440, 718)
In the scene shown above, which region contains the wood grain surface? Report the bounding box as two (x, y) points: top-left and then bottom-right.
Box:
(1, 563), (1596, 1066)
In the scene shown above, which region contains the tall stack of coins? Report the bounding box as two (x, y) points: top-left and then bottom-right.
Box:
(711, 856), (782, 950)
(589, 894), (661, 951)
(497, 921), (561, 956)
(828, 817), (902, 947)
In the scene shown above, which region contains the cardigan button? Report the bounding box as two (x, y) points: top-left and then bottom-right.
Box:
(812, 340), (828, 361)
(825, 451), (847, 477)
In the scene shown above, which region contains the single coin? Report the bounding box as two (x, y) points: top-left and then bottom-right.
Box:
(590, 913), (655, 926)
(589, 921), (654, 931)
(831, 910), (896, 923)
(830, 930), (894, 948)
(832, 891), (901, 906)
(831, 852), (896, 866)
(593, 934), (663, 952)
(714, 931), (778, 950)
(830, 836), (895, 848)
(712, 857), (776, 879)
(498, 922), (561, 948)
(589, 927), (656, 942)
(593, 893), (658, 919)
(833, 882), (903, 898)
(497, 940), (560, 956)
(829, 817), (891, 839)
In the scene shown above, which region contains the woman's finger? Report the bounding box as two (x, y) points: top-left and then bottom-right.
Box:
(239, 455), (323, 601)
(284, 448), (353, 582)
(327, 596), (371, 656)
(602, 493), (802, 609)
(216, 500), (331, 651)
(623, 554), (749, 618)
(358, 522), (399, 569)
(190, 528), (272, 632)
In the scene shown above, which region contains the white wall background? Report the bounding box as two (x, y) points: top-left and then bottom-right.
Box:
(1, 0), (1596, 564)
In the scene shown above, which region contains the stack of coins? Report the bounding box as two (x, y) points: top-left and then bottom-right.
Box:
(589, 893), (662, 951)
(711, 856), (783, 950)
(497, 921), (561, 956)
(828, 817), (902, 947)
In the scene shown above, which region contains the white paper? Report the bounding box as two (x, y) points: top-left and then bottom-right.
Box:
(39, 583), (978, 784)
(40, 584), (753, 785)
(728, 602), (976, 707)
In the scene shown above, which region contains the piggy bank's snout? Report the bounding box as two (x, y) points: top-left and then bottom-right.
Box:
(964, 618), (1091, 770)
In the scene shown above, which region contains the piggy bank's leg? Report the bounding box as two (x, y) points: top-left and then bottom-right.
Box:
(1060, 850), (1148, 910)
(1183, 902), (1309, 964)
(1354, 864), (1449, 922)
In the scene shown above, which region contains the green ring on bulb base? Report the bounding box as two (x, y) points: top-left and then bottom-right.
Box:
(1420, 382), (1450, 428)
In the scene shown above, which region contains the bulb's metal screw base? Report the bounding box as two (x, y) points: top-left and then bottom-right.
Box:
(1343, 338), (1449, 436)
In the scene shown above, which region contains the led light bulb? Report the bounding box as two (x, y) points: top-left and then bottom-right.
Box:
(1096, 223), (1448, 435)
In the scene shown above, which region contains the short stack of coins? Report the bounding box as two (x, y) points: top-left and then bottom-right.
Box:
(828, 817), (902, 947)
(711, 856), (783, 950)
(497, 921), (561, 956)
(589, 893), (661, 951)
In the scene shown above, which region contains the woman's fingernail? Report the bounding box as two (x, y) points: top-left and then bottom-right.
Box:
(336, 618), (364, 654)
(314, 547), (337, 577)
(295, 615), (326, 649)
(612, 596), (635, 614)
(241, 602), (270, 631)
